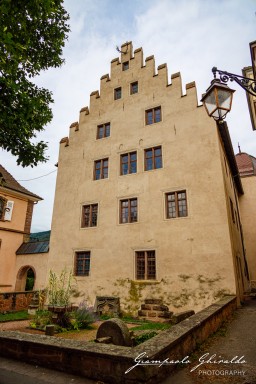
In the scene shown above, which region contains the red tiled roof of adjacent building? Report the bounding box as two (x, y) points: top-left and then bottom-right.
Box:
(235, 152), (256, 177)
(0, 164), (42, 200)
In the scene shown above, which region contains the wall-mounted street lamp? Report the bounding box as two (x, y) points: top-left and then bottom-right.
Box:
(201, 67), (256, 122)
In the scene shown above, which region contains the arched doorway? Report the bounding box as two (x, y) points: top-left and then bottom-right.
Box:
(15, 266), (36, 291)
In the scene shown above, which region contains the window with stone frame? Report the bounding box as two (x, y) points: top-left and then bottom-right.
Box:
(0, 197), (7, 221)
(114, 87), (122, 100)
(120, 152), (137, 175)
(120, 198), (138, 223)
(135, 250), (156, 280)
(81, 204), (98, 227)
(122, 61), (129, 71)
(97, 123), (110, 139)
(94, 158), (109, 180)
(145, 106), (161, 125)
(144, 146), (162, 171)
(130, 81), (138, 95)
(74, 251), (90, 276)
(166, 191), (188, 218)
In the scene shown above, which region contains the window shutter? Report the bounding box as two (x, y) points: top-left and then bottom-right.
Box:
(4, 201), (14, 221)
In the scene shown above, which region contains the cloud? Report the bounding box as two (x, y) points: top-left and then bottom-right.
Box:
(1, 0), (255, 231)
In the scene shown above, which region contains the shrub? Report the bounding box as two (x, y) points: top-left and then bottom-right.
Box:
(73, 301), (98, 329)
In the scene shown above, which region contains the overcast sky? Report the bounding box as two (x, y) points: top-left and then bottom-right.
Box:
(1, 0), (255, 232)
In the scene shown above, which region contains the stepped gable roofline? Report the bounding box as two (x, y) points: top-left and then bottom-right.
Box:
(235, 152), (256, 177)
(0, 164), (42, 200)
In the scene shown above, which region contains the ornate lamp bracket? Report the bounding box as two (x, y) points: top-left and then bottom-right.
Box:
(212, 67), (256, 97)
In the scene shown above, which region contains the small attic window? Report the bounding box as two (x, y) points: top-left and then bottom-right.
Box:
(122, 61), (129, 71)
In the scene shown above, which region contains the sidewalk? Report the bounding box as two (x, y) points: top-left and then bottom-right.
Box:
(0, 299), (255, 384)
(161, 298), (256, 384)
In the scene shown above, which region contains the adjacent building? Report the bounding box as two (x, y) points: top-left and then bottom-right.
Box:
(0, 165), (42, 292)
(47, 42), (249, 314)
(236, 150), (256, 289)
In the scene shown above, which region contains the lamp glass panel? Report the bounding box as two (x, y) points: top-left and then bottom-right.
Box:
(204, 91), (217, 115)
(217, 89), (232, 110)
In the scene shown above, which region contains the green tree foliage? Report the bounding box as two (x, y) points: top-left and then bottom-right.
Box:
(0, 0), (70, 166)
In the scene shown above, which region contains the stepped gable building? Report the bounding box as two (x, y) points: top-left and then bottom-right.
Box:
(0, 165), (42, 292)
(48, 42), (249, 314)
(236, 150), (256, 287)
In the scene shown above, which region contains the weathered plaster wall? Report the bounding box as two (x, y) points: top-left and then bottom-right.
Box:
(0, 192), (30, 291)
(239, 176), (256, 283)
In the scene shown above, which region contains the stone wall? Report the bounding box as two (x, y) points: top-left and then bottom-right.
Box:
(0, 291), (34, 312)
(0, 296), (236, 383)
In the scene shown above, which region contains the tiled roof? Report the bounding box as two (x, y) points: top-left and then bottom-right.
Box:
(235, 152), (256, 177)
(16, 231), (50, 254)
(16, 241), (49, 255)
(0, 164), (42, 200)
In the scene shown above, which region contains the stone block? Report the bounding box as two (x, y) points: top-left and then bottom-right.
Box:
(158, 311), (173, 318)
(153, 304), (169, 311)
(171, 310), (195, 324)
(145, 299), (162, 305)
(138, 310), (147, 316)
(148, 311), (157, 317)
(141, 304), (152, 310)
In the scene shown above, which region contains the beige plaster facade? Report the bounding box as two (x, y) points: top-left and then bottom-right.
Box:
(0, 166), (42, 292)
(236, 152), (256, 287)
(48, 42), (249, 314)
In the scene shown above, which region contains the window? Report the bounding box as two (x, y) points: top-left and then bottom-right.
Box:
(120, 198), (137, 223)
(123, 61), (129, 71)
(166, 191), (187, 218)
(0, 197), (6, 221)
(145, 106), (161, 125)
(114, 87), (122, 100)
(136, 251), (156, 280)
(121, 152), (137, 175)
(81, 204), (98, 227)
(130, 81), (138, 95)
(97, 123), (110, 139)
(145, 146), (162, 171)
(94, 158), (108, 180)
(75, 251), (90, 276)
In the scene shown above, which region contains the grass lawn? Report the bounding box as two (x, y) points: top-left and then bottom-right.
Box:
(130, 321), (171, 331)
(0, 310), (29, 322)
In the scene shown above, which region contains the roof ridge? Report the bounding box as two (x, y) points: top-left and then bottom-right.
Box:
(0, 164), (42, 200)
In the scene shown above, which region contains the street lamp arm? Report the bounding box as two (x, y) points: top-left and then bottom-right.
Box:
(212, 67), (256, 97)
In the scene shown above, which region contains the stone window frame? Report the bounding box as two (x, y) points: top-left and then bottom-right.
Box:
(114, 87), (122, 100)
(130, 81), (138, 95)
(120, 151), (137, 175)
(145, 106), (161, 125)
(97, 122), (110, 139)
(122, 61), (129, 71)
(94, 158), (109, 180)
(0, 196), (7, 221)
(74, 251), (91, 276)
(120, 197), (138, 224)
(166, 190), (188, 219)
(81, 204), (98, 228)
(144, 146), (162, 171)
(135, 250), (156, 280)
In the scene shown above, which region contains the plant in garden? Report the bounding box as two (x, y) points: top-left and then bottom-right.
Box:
(73, 301), (98, 330)
(47, 269), (76, 307)
(29, 310), (52, 329)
